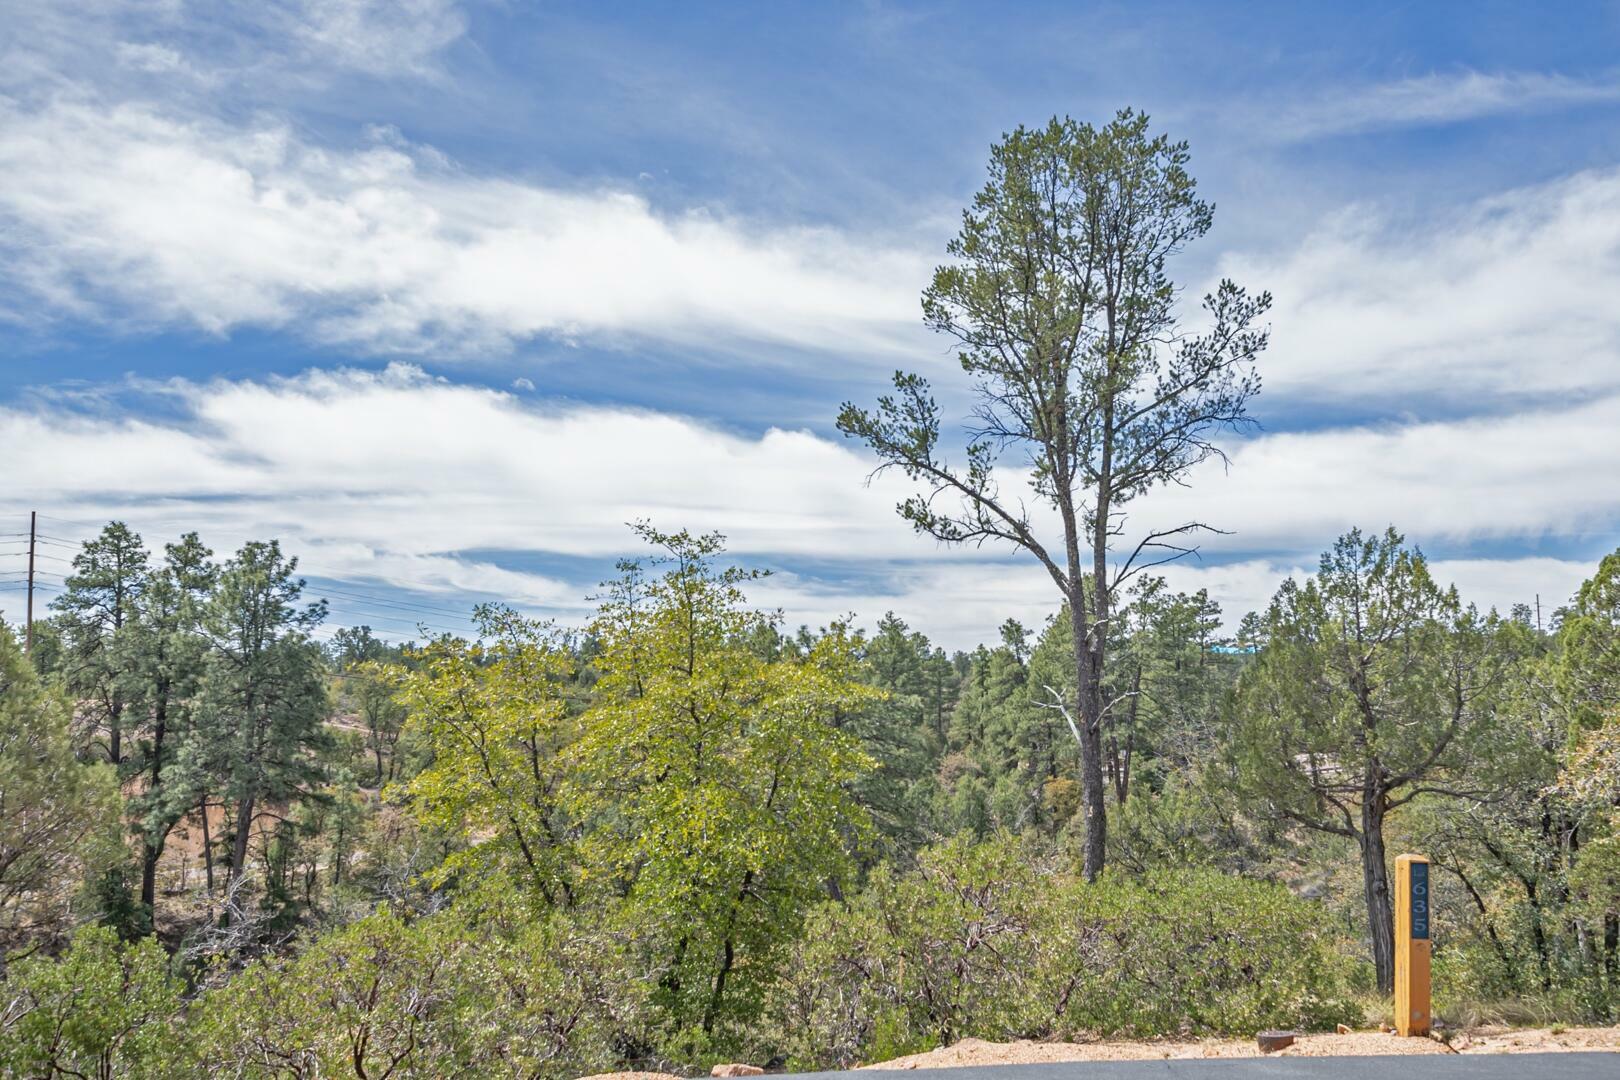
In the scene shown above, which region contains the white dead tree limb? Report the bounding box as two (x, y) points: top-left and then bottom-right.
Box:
(1037, 683), (1141, 746)
(1037, 684), (1086, 748)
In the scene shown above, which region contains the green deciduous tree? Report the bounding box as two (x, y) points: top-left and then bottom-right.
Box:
(349, 659), (409, 786)
(838, 111), (1269, 879)
(397, 607), (579, 904)
(0, 926), (183, 1078)
(571, 526), (877, 1040)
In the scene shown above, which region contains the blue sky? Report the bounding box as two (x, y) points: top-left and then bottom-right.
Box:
(3, 0), (1620, 648)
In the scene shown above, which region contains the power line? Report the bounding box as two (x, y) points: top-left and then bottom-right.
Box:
(35, 513), (108, 530)
(24, 511), (33, 653)
(314, 605), (471, 637)
(311, 584), (477, 621)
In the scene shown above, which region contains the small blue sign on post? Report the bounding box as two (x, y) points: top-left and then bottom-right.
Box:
(1410, 861), (1430, 940)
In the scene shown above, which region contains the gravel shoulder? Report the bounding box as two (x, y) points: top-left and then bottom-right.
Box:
(576, 1027), (1619, 1079)
(857, 1028), (1619, 1068)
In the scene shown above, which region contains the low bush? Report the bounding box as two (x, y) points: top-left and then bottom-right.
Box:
(763, 835), (1361, 1069)
(1, 891), (651, 1080)
(188, 891), (651, 1078)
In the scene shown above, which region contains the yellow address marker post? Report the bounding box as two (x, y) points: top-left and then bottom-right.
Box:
(1394, 854), (1432, 1037)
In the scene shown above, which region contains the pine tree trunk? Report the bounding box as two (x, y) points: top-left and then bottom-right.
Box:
(140, 843), (162, 920)
(200, 799), (214, 893)
(229, 792), (255, 894)
(139, 693), (169, 914)
(1068, 599), (1106, 883)
(109, 695), (123, 766)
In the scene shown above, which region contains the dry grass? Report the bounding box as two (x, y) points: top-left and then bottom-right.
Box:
(1438, 998), (1562, 1029)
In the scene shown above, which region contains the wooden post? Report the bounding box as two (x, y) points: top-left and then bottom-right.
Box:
(1394, 853), (1432, 1036)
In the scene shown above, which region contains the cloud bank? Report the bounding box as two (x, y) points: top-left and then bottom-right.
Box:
(2, 365), (1612, 648)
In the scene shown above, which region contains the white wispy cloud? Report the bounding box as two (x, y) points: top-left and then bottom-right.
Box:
(9, 10), (1620, 403)
(1, 365), (1614, 648)
(281, 0), (468, 78)
(1216, 167), (1620, 404)
(4, 0), (470, 93)
(1271, 69), (1620, 140)
(0, 98), (927, 359)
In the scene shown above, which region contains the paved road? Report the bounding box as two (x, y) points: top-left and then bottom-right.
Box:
(788, 1053), (1616, 1079)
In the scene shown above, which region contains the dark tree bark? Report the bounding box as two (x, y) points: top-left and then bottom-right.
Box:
(228, 792), (255, 896)
(200, 798), (215, 894)
(138, 685), (169, 913)
(1360, 791), (1395, 993)
(1069, 599), (1107, 881)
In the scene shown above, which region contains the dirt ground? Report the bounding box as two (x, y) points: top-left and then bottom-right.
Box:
(576, 1027), (1619, 1079)
(861, 1028), (1620, 1068)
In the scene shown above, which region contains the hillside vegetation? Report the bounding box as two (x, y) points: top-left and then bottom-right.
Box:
(2, 521), (1618, 1076)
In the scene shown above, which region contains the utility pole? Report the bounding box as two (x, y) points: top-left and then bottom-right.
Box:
(24, 510), (36, 655)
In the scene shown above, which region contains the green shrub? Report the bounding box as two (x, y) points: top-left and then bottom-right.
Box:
(0, 926), (184, 1079)
(189, 888), (651, 1079)
(1049, 868), (1361, 1038)
(763, 834), (1360, 1069)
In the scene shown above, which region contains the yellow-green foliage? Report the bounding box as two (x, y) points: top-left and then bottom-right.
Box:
(569, 526), (879, 1040)
(394, 607), (579, 903)
(391, 527), (880, 1044)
